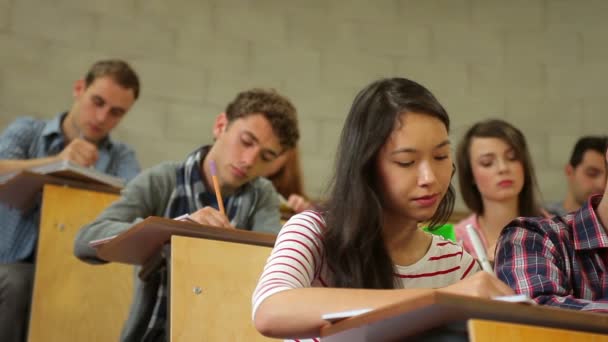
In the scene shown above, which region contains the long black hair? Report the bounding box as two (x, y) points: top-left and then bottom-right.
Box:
(322, 77), (454, 289)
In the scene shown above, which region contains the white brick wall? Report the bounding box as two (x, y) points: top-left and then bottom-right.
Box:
(0, 0), (607, 210)
(0, 0), (10, 31)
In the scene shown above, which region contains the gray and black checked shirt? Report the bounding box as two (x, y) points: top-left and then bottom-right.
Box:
(0, 113), (140, 263)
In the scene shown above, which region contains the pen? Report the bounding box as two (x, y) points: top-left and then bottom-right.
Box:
(209, 160), (226, 217)
(465, 224), (493, 273)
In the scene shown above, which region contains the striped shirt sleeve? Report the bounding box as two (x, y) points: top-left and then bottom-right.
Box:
(252, 211), (325, 318)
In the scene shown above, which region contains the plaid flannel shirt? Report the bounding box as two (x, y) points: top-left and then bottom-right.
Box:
(496, 195), (608, 312)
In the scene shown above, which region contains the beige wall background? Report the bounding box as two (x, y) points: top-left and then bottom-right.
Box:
(0, 0), (606, 210)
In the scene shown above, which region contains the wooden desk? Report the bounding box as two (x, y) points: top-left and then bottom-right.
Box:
(28, 184), (133, 342)
(468, 319), (608, 342)
(170, 235), (274, 341)
(94, 217), (277, 340)
(321, 292), (608, 341)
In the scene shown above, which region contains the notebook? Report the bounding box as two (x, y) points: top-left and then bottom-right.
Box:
(0, 159), (125, 188)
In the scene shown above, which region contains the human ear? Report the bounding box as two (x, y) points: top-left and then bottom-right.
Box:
(213, 113), (228, 138)
(565, 164), (574, 178)
(73, 79), (86, 98)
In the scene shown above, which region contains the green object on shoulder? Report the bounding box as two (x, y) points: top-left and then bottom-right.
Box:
(422, 223), (456, 242)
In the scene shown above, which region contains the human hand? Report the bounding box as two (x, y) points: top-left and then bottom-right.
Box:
(189, 206), (234, 229)
(438, 271), (514, 299)
(287, 194), (312, 213)
(58, 138), (99, 167)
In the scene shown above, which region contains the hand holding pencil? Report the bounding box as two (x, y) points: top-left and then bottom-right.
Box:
(183, 160), (233, 229)
(209, 160), (226, 217)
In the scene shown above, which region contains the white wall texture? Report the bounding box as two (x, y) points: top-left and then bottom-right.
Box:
(1, 0), (607, 210)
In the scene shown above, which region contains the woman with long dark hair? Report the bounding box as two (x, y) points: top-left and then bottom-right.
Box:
(454, 119), (546, 261)
(252, 78), (513, 340)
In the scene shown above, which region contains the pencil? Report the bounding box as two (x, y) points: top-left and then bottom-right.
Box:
(209, 160), (226, 217)
(465, 224), (493, 273)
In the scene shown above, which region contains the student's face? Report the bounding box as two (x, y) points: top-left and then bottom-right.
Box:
(469, 137), (525, 203)
(71, 76), (135, 142)
(376, 112), (452, 223)
(211, 113), (283, 191)
(262, 150), (290, 178)
(568, 150), (607, 206)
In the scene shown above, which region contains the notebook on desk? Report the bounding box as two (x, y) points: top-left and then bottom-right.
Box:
(92, 216), (277, 265)
(0, 160), (124, 211)
(0, 160), (125, 188)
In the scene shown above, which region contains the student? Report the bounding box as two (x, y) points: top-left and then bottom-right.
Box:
(263, 147), (313, 213)
(495, 148), (608, 312)
(0, 59), (141, 342)
(453, 119), (546, 261)
(74, 88), (299, 341)
(545, 135), (608, 216)
(251, 78), (513, 340)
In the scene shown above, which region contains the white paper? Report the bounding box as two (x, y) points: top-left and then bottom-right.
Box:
(321, 308), (373, 322)
(493, 294), (537, 305)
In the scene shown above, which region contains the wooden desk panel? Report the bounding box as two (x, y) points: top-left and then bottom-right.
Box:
(28, 184), (133, 342)
(321, 292), (608, 341)
(468, 319), (608, 342)
(170, 236), (274, 341)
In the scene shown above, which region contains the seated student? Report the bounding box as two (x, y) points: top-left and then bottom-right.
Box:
(495, 147), (608, 312)
(74, 88), (299, 341)
(0, 59), (141, 342)
(263, 147), (313, 213)
(454, 120), (546, 261)
(545, 135), (608, 216)
(251, 78), (513, 340)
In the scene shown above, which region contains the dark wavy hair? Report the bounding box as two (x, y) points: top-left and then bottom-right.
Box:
(322, 77), (454, 289)
(456, 119), (543, 217)
(225, 88), (299, 150)
(569, 135), (608, 168)
(85, 59), (140, 99)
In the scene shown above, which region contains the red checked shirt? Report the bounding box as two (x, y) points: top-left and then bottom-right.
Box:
(495, 195), (608, 312)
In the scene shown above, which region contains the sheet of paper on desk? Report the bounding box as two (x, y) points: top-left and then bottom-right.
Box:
(493, 294), (537, 305)
(322, 308), (373, 323)
(89, 235), (117, 247)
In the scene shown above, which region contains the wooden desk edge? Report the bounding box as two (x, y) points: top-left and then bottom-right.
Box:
(321, 292), (608, 337)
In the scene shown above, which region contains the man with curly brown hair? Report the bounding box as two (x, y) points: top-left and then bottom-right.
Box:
(74, 88), (299, 341)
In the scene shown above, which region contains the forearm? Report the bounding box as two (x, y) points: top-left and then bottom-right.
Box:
(254, 287), (434, 339)
(0, 156), (59, 174)
(74, 217), (139, 264)
(536, 295), (608, 312)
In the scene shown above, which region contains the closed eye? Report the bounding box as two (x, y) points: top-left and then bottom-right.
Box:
(395, 161), (415, 167)
(92, 95), (105, 107)
(241, 137), (254, 147)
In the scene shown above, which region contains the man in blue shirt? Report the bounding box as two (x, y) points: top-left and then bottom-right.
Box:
(0, 59), (141, 341)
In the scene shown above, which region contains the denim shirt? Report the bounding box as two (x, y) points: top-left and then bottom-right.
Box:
(0, 113), (140, 263)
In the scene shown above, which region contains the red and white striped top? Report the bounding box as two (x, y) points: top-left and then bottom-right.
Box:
(252, 211), (480, 341)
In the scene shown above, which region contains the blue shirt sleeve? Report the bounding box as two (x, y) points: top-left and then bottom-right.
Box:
(0, 117), (38, 159)
(110, 145), (140, 182)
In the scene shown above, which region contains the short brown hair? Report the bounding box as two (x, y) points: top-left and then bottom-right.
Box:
(456, 119), (542, 217)
(225, 88), (299, 150)
(84, 59), (140, 99)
